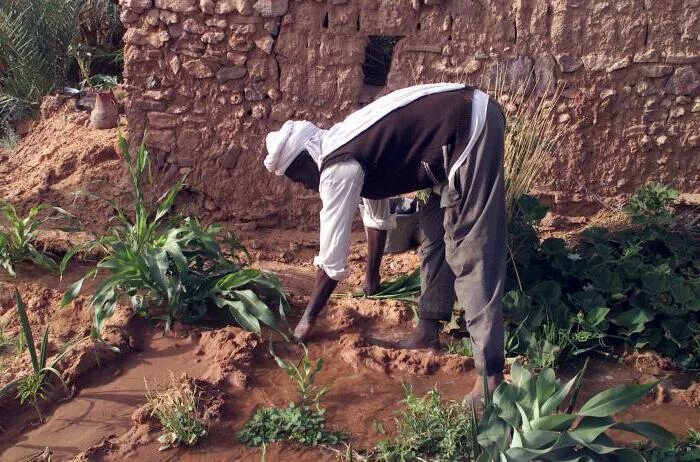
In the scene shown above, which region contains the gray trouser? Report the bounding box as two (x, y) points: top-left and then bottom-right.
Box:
(418, 98), (507, 376)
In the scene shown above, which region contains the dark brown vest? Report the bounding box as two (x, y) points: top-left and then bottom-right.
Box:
(320, 87), (474, 199)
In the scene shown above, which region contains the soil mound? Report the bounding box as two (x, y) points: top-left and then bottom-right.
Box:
(194, 327), (261, 388)
(0, 96), (127, 231)
(339, 333), (473, 376)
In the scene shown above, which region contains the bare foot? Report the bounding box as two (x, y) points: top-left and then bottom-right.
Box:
(465, 373), (504, 405)
(293, 315), (316, 343)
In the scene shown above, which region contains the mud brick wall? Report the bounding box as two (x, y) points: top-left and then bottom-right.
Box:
(119, 0), (700, 227)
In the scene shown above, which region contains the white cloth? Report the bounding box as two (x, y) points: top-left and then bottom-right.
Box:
(264, 120), (323, 175)
(314, 90), (491, 281)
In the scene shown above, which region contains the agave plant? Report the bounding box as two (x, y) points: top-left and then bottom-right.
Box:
(62, 133), (289, 337)
(0, 290), (73, 421)
(477, 362), (676, 461)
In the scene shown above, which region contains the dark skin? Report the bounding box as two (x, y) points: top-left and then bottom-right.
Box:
(284, 152), (387, 341)
(283, 152), (502, 401)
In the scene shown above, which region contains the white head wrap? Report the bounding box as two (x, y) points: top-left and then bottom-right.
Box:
(264, 120), (322, 175)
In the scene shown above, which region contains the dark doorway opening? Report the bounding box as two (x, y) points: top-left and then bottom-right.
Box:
(361, 36), (399, 87)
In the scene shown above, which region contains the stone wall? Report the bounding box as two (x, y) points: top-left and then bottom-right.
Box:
(119, 0), (700, 227)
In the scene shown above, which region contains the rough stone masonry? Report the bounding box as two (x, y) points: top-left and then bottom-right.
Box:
(119, 0), (700, 227)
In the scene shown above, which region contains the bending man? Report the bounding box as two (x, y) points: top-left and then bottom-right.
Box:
(263, 83), (507, 398)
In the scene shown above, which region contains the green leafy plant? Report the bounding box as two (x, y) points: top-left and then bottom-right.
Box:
(146, 373), (208, 451)
(476, 363), (675, 461)
(0, 202), (73, 277)
(626, 182), (679, 226)
(0, 290), (72, 421)
(642, 427), (700, 462)
(239, 402), (344, 447)
(62, 133), (289, 337)
(239, 344), (344, 449)
(503, 189), (700, 369)
(446, 337), (473, 357)
(376, 386), (479, 461)
(270, 343), (327, 409)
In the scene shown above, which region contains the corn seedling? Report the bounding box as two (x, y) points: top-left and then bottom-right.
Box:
(0, 290), (72, 421)
(146, 373), (208, 451)
(0, 202), (75, 277)
(62, 132), (289, 338)
(270, 343), (327, 409)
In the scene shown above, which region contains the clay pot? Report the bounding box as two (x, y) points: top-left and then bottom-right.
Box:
(90, 91), (118, 129)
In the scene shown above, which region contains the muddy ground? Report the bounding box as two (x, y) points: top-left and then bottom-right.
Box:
(0, 230), (699, 462)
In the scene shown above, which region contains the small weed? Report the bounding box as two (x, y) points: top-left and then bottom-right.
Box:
(239, 344), (345, 449)
(238, 402), (344, 447)
(446, 337), (473, 357)
(0, 323), (9, 351)
(146, 373), (208, 451)
(375, 386), (479, 461)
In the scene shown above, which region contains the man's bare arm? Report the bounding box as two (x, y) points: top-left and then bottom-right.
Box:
(364, 227), (387, 295)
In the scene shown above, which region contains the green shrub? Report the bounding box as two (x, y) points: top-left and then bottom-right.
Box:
(376, 386), (479, 461)
(504, 189), (700, 369)
(62, 133), (289, 337)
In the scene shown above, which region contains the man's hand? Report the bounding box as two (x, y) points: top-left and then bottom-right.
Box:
(364, 227), (387, 296)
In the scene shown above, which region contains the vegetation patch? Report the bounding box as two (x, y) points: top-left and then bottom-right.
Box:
(505, 184), (700, 368)
(146, 373), (208, 451)
(239, 345), (345, 449)
(375, 386), (479, 461)
(62, 134), (290, 337)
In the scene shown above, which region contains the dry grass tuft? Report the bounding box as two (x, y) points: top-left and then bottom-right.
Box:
(146, 373), (208, 451)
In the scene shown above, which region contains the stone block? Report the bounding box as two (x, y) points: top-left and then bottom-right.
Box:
(227, 53), (248, 66)
(120, 0), (153, 10)
(147, 112), (178, 128)
(581, 54), (630, 72)
(160, 10), (179, 24)
(216, 0), (253, 15)
(270, 102), (293, 121)
(183, 59), (214, 78)
(665, 54), (700, 64)
(145, 129), (175, 151)
(665, 66), (700, 95)
(177, 128), (203, 151)
(206, 18), (228, 28)
(255, 36), (275, 54)
(199, 0), (214, 13)
(253, 0), (288, 17)
(216, 66), (247, 82)
(404, 44), (443, 53)
(251, 103), (269, 119)
(154, 0), (197, 12)
(183, 18), (207, 34)
(640, 65), (674, 78)
(145, 9), (160, 26)
(202, 31), (226, 44)
(124, 29), (170, 48)
(229, 36), (254, 52)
